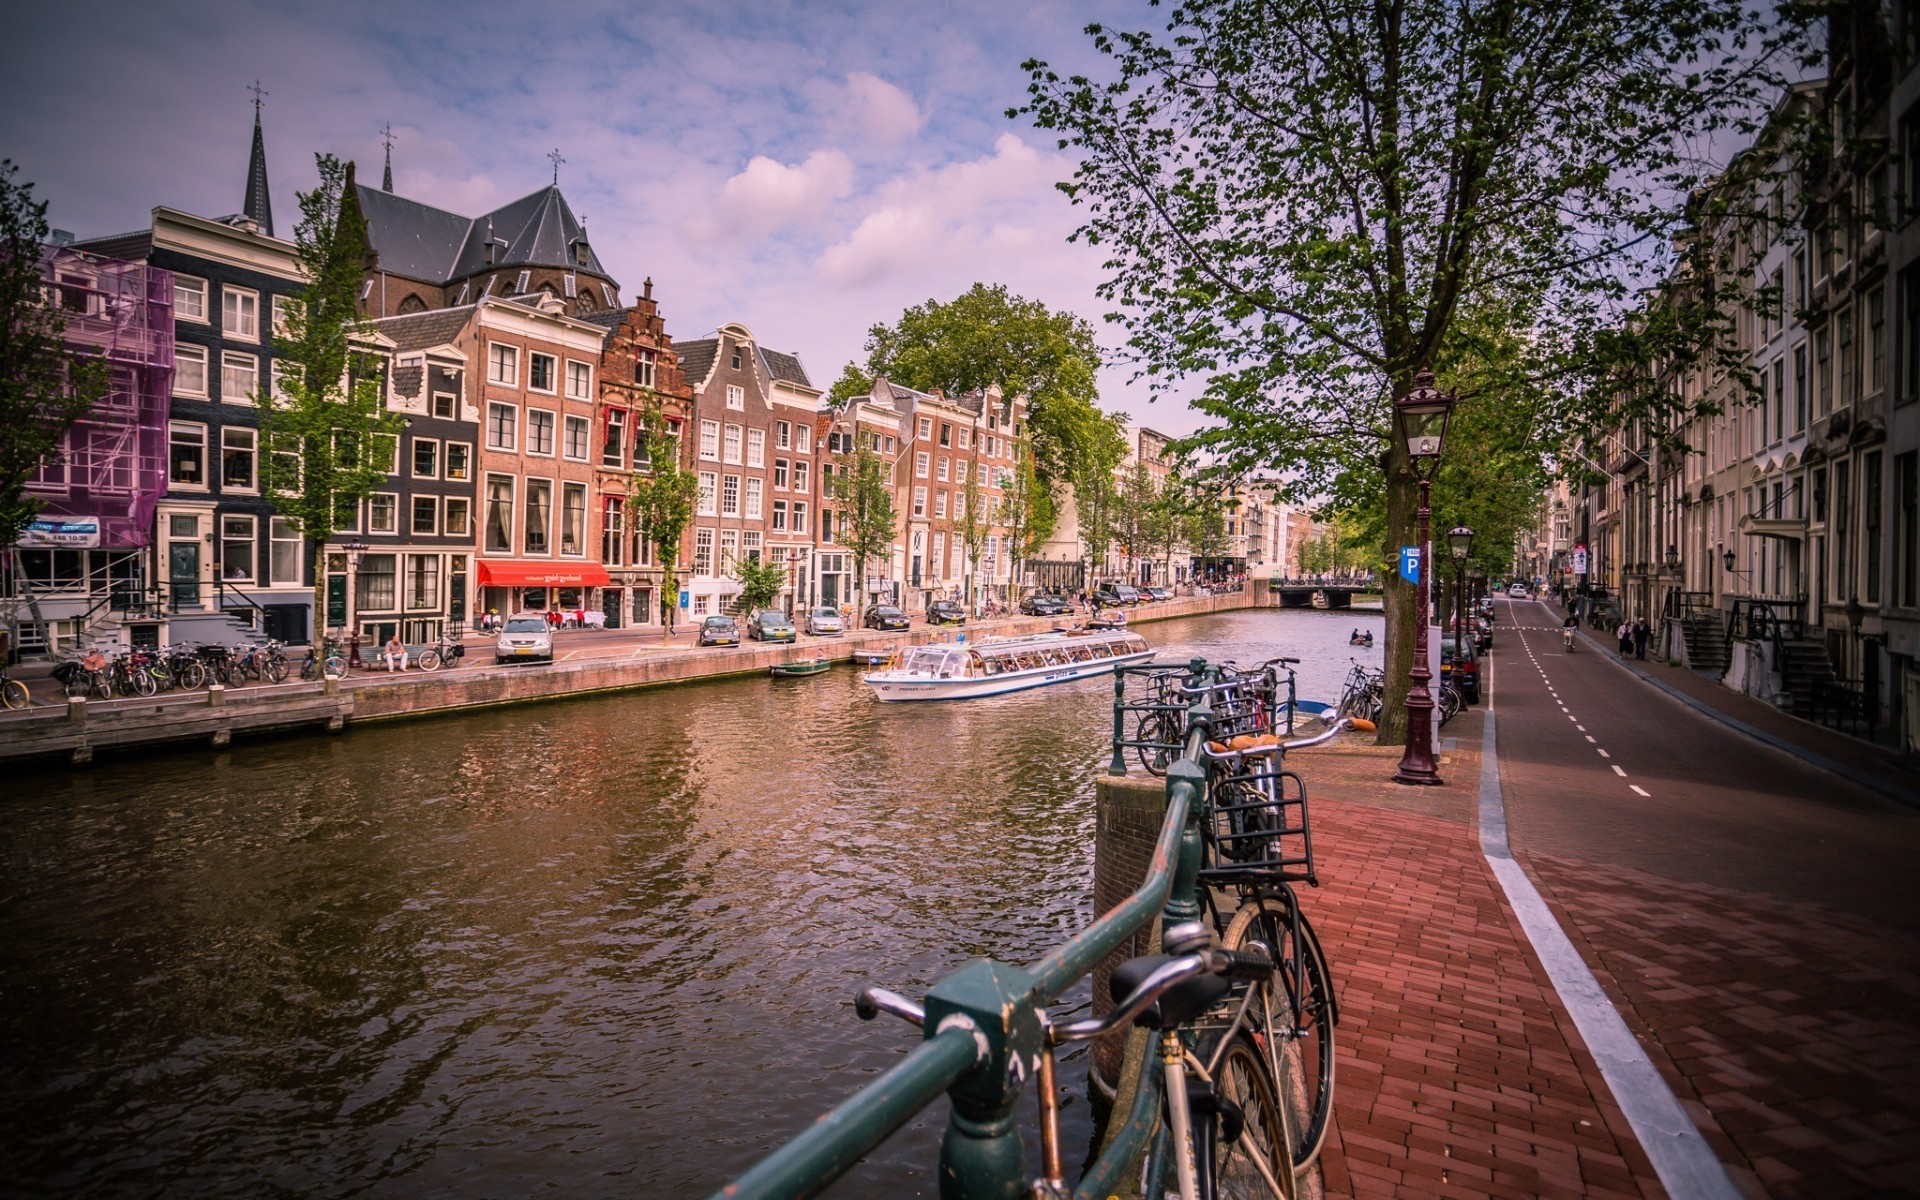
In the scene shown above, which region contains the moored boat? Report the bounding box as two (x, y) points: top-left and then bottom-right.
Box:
(862, 628), (1153, 702)
(770, 656), (832, 678)
(850, 645), (895, 666)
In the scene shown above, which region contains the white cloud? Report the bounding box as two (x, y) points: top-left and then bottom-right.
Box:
(840, 72), (923, 142)
(685, 149), (854, 242)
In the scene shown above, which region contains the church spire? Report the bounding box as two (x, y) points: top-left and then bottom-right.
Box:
(380, 122), (395, 192)
(243, 80), (274, 236)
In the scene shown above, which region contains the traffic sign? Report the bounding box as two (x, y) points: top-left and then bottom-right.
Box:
(1398, 546), (1422, 584)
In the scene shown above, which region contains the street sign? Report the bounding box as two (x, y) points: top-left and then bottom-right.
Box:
(678, 590), (690, 609)
(1398, 546), (1422, 585)
(1572, 544), (1589, 575)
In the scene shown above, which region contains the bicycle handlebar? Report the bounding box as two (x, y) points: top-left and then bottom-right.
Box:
(1282, 718), (1351, 751)
(1049, 943), (1275, 1045)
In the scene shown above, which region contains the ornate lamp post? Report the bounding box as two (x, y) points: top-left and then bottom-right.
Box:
(1447, 525), (1474, 652)
(1393, 371), (1456, 787)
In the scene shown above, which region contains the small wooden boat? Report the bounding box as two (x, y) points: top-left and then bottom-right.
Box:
(770, 656), (832, 678)
(1086, 610), (1128, 630)
(850, 645), (895, 666)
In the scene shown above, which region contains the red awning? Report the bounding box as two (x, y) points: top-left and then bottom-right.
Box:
(477, 560), (612, 588)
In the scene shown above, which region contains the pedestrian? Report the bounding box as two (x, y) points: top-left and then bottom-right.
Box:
(1616, 621), (1632, 655)
(1632, 618), (1650, 660)
(382, 633), (408, 672)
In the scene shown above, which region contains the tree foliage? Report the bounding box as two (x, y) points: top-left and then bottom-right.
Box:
(955, 452), (991, 607)
(995, 438), (1055, 588)
(628, 413), (700, 630)
(259, 154), (403, 641)
(827, 436), (898, 600)
(1016, 0), (1808, 742)
(730, 551), (789, 614)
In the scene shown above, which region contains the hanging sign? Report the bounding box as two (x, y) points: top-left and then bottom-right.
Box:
(22, 518), (100, 547)
(1572, 544), (1589, 575)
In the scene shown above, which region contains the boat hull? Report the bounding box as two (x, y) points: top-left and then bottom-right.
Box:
(863, 648), (1155, 701)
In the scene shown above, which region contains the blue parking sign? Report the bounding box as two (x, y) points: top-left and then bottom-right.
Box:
(1398, 546), (1422, 584)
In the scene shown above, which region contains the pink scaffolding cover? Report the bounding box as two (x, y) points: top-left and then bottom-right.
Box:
(24, 246), (174, 549)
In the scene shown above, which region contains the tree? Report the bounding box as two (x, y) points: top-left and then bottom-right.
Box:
(1075, 465), (1121, 586)
(1180, 488), (1229, 565)
(259, 155), (403, 643)
(955, 454), (991, 611)
(995, 439), (1054, 596)
(827, 435), (897, 605)
(628, 413), (699, 636)
(823, 362), (872, 412)
(1115, 460), (1161, 584)
(0, 162), (112, 551)
(853, 283), (1110, 486)
(730, 551), (789, 615)
(1016, 0), (1807, 743)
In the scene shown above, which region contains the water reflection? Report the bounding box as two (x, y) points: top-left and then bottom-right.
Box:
(0, 607), (1379, 1198)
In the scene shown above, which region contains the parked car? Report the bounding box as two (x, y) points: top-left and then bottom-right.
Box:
(1020, 593), (1071, 616)
(805, 606), (844, 636)
(1507, 583), (1528, 598)
(495, 614), (555, 664)
(698, 615), (741, 646)
(1141, 585), (1174, 602)
(747, 609), (797, 642)
(925, 598), (967, 625)
(863, 604), (910, 631)
(1092, 583), (1140, 607)
(1473, 616), (1494, 651)
(1439, 635), (1481, 704)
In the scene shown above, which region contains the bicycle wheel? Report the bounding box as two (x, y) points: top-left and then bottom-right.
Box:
(1, 677), (28, 709)
(1208, 1034), (1291, 1199)
(130, 666), (158, 697)
(90, 671), (113, 700)
(1222, 893), (1336, 1172)
(1135, 709), (1180, 775)
(179, 658), (208, 689)
(265, 656), (288, 684)
(418, 648), (443, 671)
(323, 655), (346, 677)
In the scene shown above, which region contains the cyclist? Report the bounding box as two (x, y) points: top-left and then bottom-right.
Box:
(1562, 610), (1579, 652)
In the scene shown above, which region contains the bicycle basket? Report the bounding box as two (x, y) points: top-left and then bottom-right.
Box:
(1198, 747), (1316, 886)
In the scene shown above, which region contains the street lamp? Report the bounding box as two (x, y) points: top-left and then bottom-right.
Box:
(1393, 370), (1456, 787)
(1664, 544), (1681, 573)
(343, 541), (368, 666)
(1447, 525), (1474, 655)
(1722, 547), (1736, 575)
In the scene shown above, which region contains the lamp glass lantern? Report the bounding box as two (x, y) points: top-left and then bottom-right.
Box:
(1393, 371), (1454, 471)
(1447, 526), (1475, 560)
(1845, 594), (1865, 634)
(1722, 548), (1736, 573)
(1664, 544), (1681, 572)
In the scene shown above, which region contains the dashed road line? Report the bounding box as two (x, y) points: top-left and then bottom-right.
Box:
(1630, 785), (1651, 797)
(1597, 748), (1610, 758)
(1612, 764), (1627, 777)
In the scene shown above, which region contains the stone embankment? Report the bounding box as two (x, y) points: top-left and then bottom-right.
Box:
(1, 590), (1252, 767)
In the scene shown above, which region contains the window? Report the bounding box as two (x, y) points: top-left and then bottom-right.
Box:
(935, 490), (949, 519)
(937, 457), (949, 482)
(918, 417), (933, 438)
(221, 287), (258, 340)
(445, 442), (471, 481)
(792, 501), (806, 534)
(412, 495), (438, 535)
(220, 351), (258, 404)
(565, 360), (592, 400)
(561, 482), (586, 555)
(1896, 452), (1917, 608)
(980, 463), (991, 486)
(958, 427), (971, 450)
(413, 438), (439, 478)
(373, 431), (400, 476)
(916, 451), (930, 478)
(775, 420), (792, 450)
(528, 409), (556, 456)
(445, 496), (471, 538)
(795, 425), (810, 453)
(602, 497), (625, 565)
(174, 344), (207, 396)
(174, 276), (207, 322)
(1904, 266), (1920, 404)
(722, 474), (740, 517)
(719, 528), (739, 568)
(485, 476), (514, 553)
(1815, 327), (1832, 416)
(487, 403), (517, 450)
(772, 499), (788, 532)
(913, 486), (927, 517)
(793, 460), (809, 493)
(774, 459), (789, 490)
(220, 514), (255, 580)
(1870, 288), (1887, 394)
(694, 529), (714, 576)
(635, 351), (655, 389)
(368, 492), (398, 534)
(747, 428), (765, 468)
(356, 553), (396, 611)
(169, 422), (206, 487)
(221, 426), (256, 490)
(406, 555), (440, 609)
(603, 409), (629, 468)
(564, 415), (590, 461)
(1865, 450), (1883, 602)
(270, 517), (302, 585)
(698, 471), (717, 516)
(744, 477), (763, 520)
(723, 424), (743, 464)
(489, 343), (518, 386)
(524, 480), (552, 554)
(529, 352), (556, 393)
(726, 384), (745, 410)
(742, 531), (762, 560)
(271, 295), (289, 336)
(1838, 305), (1856, 406)
(1794, 344), (1809, 432)
(699, 420), (720, 460)
(432, 391), (456, 420)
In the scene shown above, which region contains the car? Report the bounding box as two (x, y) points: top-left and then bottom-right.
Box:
(495, 614), (555, 664)
(697, 615), (741, 646)
(925, 599), (967, 625)
(1507, 583), (1527, 598)
(1020, 593), (1072, 616)
(747, 609), (797, 642)
(1472, 615), (1494, 651)
(863, 604), (910, 631)
(1141, 585), (1174, 602)
(805, 606), (843, 636)
(1092, 583), (1140, 607)
(1439, 635), (1481, 704)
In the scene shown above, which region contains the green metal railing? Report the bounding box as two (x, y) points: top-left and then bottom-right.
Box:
(712, 663), (1221, 1200)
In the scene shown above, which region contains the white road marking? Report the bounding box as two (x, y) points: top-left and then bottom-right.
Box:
(1585, 735), (1596, 743)
(1630, 785), (1651, 797)
(1612, 764), (1627, 777)
(1597, 748), (1610, 758)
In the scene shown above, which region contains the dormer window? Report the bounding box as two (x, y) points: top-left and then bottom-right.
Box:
(573, 241), (589, 267)
(484, 240), (497, 265)
(731, 348), (742, 370)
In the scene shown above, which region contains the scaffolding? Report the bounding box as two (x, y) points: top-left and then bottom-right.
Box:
(23, 245), (174, 549)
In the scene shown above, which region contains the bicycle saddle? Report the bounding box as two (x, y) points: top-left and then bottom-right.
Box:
(1109, 954), (1230, 1030)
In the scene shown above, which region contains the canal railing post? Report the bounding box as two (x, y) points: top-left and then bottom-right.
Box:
(925, 958), (1044, 1199)
(1161, 691), (1213, 928)
(1108, 666), (1128, 776)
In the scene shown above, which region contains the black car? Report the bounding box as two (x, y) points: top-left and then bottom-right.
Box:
(1020, 593), (1072, 616)
(925, 599), (967, 625)
(697, 615), (741, 646)
(863, 604), (910, 631)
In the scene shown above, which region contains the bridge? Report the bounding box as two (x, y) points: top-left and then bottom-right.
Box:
(1254, 578), (1380, 610)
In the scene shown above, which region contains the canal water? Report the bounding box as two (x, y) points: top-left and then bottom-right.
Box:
(1, 607), (1381, 1199)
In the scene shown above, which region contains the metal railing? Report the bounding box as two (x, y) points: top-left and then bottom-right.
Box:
(713, 662), (1225, 1200)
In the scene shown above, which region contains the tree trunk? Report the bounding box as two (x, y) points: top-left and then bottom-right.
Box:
(309, 541), (326, 647)
(1377, 450), (1418, 747)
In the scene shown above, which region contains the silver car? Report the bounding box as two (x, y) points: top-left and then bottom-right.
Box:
(805, 605), (844, 636)
(495, 615), (554, 664)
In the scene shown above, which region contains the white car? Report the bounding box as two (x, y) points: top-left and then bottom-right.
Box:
(496, 615), (554, 663)
(805, 605), (844, 636)
(1507, 584), (1527, 598)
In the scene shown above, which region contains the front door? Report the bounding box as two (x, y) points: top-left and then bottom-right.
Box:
(167, 514), (201, 608)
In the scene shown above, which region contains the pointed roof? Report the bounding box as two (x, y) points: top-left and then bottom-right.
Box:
(354, 182), (610, 289)
(244, 112), (273, 237)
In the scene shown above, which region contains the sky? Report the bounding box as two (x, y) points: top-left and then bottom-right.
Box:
(1, 0), (1207, 436)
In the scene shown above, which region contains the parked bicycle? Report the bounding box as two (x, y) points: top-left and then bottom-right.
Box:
(416, 630), (466, 671)
(300, 636), (349, 681)
(0, 663), (29, 709)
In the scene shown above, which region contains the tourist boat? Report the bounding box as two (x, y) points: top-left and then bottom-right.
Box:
(770, 656), (832, 678)
(862, 628), (1154, 701)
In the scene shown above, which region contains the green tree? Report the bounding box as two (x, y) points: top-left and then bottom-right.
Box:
(628, 413), (699, 636)
(995, 439), (1054, 596)
(1075, 465), (1121, 585)
(1115, 460), (1161, 584)
(0, 162), (111, 550)
(853, 283), (1109, 486)
(828, 435), (898, 605)
(955, 453), (991, 611)
(1180, 488), (1229, 564)
(259, 154), (403, 642)
(1016, 1), (1806, 742)
(823, 362), (872, 412)
(730, 551), (789, 614)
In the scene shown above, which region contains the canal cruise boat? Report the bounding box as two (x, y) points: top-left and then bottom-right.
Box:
(861, 628), (1154, 701)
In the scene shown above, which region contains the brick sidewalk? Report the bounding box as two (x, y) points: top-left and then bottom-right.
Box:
(1290, 727), (1667, 1199)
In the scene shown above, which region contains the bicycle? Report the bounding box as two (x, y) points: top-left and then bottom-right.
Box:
(1, 663), (29, 709)
(416, 630), (466, 671)
(300, 636), (349, 680)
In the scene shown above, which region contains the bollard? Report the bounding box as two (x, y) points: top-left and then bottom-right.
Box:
(67, 695), (87, 723)
(207, 683), (226, 708)
(1109, 668), (1128, 775)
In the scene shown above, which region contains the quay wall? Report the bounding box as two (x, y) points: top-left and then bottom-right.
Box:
(1, 590), (1253, 768)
